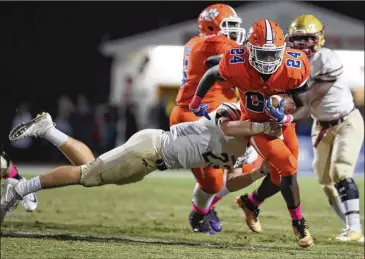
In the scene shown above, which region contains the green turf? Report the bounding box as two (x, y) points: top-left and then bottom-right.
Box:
(1, 173), (364, 258)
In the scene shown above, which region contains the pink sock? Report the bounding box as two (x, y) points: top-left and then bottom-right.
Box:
(289, 204), (303, 221)
(192, 202), (210, 215)
(248, 192), (263, 207)
(209, 196), (221, 209)
(7, 163), (19, 179)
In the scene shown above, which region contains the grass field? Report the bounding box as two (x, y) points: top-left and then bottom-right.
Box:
(1, 171), (364, 259)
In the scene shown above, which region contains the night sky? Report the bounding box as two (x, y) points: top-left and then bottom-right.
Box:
(0, 1), (363, 144)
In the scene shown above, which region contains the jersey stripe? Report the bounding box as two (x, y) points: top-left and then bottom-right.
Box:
(316, 65), (344, 78)
(264, 19), (273, 44)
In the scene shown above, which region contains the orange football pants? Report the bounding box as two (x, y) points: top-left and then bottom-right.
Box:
(170, 103), (260, 194)
(249, 123), (299, 186)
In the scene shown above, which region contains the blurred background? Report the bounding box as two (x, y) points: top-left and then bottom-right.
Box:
(1, 1), (364, 173)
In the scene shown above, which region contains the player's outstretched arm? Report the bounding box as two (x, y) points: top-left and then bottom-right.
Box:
(219, 120), (282, 138)
(189, 65), (223, 109)
(307, 80), (335, 109)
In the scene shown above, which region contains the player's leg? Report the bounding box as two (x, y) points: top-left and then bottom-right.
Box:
(311, 122), (347, 231)
(199, 150), (267, 234)
(226, 159), (270, 192)
(276, 124), (313, 247)
(1, 151), (38, 212)
(190, 167), (224, 235)
(210, 145), (261, 206)
(170, 107), (220, 234)
(238, 129), (313, 247)
(1, 129), (164, 224)
(9, 112), (95, 165)
(330, 110), (364, 242)
(200, 145), (259, 230)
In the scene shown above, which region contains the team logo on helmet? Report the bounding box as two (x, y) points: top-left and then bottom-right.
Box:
(201, 8), (219, 21)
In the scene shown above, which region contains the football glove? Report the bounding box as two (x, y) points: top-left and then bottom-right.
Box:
(264, 98), (293, 125)
(189, 103), (211, 120)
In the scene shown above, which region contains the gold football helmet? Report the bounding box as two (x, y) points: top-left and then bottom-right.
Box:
(286, 14), (325, 57)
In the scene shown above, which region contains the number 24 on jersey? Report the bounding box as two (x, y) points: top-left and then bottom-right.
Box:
(286, 51), (302, 69)
(229, 48), (245, 64)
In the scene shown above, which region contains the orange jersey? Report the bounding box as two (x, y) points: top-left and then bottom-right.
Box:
(219, 46), (310, 122)
(176, 35), (239, 107)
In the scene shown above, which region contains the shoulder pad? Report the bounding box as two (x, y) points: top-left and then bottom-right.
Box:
(312, 48), (343, 81)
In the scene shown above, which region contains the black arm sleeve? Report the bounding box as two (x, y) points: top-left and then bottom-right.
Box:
(287, 82), (309, 95)
(290, 87), (311, 122)
(205, 54), (223, 69)
(195, 65), (222, 98)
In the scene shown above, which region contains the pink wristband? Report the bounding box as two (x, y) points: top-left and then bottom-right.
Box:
(283, 114), (294, 125)
(189, 96), (203, 110)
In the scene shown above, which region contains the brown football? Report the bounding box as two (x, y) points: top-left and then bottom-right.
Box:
(269, 94), (297, 114)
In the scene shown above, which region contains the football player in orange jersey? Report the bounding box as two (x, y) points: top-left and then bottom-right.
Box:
(170, 3), (252, 235)
(189, 19), (314, 247)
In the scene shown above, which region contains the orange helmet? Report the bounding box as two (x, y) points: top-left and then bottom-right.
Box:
(198, 3), (246, 44)
(246, 19), (286, 74)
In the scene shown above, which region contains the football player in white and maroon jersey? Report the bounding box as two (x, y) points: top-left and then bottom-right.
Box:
(1, 104), (281, 230)
(287, 14), (364, 242)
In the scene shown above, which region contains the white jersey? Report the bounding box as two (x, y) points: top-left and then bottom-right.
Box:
(161, 103), (248, 170)
(308, 47), (354, 121)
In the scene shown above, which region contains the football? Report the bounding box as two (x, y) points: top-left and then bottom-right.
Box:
(269, 94), (297, 114)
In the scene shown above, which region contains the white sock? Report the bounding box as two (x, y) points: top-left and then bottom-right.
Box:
(192, 183), (215, 214)
(216, 185), (229, 199)
(44, 127), (69, 147)
(343, 199), (362, 232)
(15, 176), (42, 197)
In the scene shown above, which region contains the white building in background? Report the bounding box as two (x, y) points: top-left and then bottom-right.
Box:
(99, 1), (364, 127)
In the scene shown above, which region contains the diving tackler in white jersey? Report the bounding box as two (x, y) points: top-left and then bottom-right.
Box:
(2, 103), (281, 224)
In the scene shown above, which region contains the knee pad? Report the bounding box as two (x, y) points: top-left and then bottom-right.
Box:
(195, 167), (224, 194)
(335, 177), (359, 202)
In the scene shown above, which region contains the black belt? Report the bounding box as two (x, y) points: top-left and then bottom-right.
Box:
(314, 108), (355, 148)
(317, 118), (344, 128)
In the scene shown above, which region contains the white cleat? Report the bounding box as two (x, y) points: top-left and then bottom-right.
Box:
(1, 178), (22, 224)
(9, 112), (55, 141)
(19, 176), (38, 212)
(335, 228), (364, 242)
